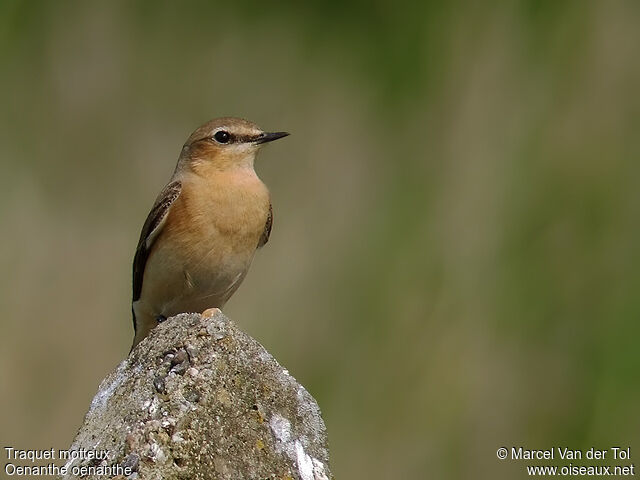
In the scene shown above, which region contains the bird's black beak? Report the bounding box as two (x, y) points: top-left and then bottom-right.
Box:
(254, 131), (290, 144)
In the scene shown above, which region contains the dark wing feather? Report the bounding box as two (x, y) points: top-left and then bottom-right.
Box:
(132, 180), (182, 302)
(258, 203), (273, 248)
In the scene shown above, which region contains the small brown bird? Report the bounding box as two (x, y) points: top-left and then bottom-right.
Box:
(131, 117), (288, 348)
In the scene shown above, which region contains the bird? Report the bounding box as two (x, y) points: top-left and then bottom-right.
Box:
(131, 117), (288, 349)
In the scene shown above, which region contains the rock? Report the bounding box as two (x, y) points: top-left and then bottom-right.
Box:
(60, 311), (332, 480)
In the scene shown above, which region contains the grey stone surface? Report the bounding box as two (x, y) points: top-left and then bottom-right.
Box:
(60, 311), (332, 480)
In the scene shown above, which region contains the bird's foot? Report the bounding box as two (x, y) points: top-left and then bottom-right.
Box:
(201, 308), (221, 319)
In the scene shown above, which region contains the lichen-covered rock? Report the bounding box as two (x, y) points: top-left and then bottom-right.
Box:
(60, 311), (332, 480)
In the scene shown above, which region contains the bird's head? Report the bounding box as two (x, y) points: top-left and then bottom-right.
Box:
(179, 117), (289, 173)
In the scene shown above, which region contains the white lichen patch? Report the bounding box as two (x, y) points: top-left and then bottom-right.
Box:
(88, 360), (128, 415)
(295, 440), (329, 480)
(295, 440), (314, 480)
(312, 457), (330, 480)
(270, 413), (330, 480)
(270, 413), (291, 444)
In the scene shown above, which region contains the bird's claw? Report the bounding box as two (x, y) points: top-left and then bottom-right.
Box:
(201, 308), (222, 319)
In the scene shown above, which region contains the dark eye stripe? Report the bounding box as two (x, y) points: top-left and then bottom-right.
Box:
(236, 133), (264, 143)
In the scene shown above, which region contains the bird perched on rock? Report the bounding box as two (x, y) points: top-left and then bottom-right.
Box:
(131, 117), (288, 348)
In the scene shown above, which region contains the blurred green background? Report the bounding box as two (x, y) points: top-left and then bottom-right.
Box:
(1, 1), (639, 478)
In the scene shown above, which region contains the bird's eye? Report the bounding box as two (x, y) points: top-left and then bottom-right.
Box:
(213, 130), (231, 144)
